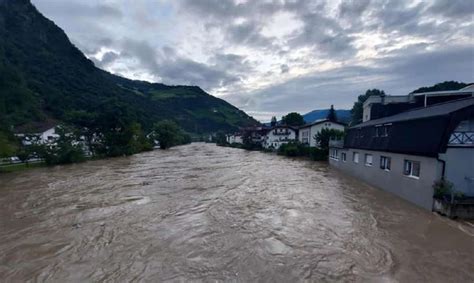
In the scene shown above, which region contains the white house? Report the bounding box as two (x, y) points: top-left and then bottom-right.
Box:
(298, 119), (346, 147)
(15, 126), (59, 145)
(226, 133), (243, 144)
(262, 125), (298, 149)
(16, 125), (92, 156)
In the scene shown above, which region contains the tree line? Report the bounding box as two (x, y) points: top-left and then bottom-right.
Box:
(0, 111), (192, 167)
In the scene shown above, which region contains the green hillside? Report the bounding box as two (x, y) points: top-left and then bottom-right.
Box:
(0, 0), (256, 136)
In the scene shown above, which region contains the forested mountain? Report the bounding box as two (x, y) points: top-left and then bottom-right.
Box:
(0, 0), (256, 136)
(302, 109), (351, 124)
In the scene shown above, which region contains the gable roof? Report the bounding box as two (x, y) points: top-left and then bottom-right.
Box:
(299, 118), (347, 129)
(353, 97), (474, 128)
(344, 97), (474, 157)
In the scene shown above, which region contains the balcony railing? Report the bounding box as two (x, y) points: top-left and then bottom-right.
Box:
(449, 131), (474, 146)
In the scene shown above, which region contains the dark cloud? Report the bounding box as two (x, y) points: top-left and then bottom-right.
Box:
(92, 51), (120, 68)
(245, 44), (473, 114)
(31, 0), (474, 121)
(226, 20), (275, 47)
(428, 0), (474, 19)
(339, 0), (371, 18)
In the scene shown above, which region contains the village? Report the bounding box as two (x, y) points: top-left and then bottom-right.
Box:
(223, 85), (474, 219)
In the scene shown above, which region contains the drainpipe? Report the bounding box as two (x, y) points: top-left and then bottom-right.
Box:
(436, 156), (452, 204)
(437, 157), (446, 180)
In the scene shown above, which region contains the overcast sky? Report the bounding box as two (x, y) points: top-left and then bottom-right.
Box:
(31, 0), (473, 121)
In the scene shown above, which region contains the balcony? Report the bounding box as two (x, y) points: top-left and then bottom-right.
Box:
(448, 131), (474, 146)
(273, 131), (291, 136)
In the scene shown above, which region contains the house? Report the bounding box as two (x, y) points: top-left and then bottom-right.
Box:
(226, 133), (243, 144)
(298, 119), (346, 147)
(262, 125), (298, 149)
(15, 125), (59, 145)
(240, 126), (268, 146)
(15, 125), (93, 157)
(329, 97), (474, 216)
(362, 84), (474, 122)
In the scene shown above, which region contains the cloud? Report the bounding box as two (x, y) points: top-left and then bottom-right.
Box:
(31, 0), (474, 122)
(280, 64), (290, 74)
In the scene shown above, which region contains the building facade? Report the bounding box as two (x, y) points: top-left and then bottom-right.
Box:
(226, 133), (243, 144)
(362, 85), (474, 122)
(330, 97), (474, 212)
(298, 119), (346, 147)
(262, 126), (297, 149)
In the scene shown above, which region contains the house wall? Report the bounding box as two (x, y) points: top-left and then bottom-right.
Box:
(298, 122), (345, 147)
(227, 135), (243, 144)
(40, 128), (58, 143)
(263, 128), (296, 149)
(329, 147), (442, 210)
(440, 148), (474, 196)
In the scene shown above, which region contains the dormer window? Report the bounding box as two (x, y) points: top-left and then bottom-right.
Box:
(374, 124), (390, 137)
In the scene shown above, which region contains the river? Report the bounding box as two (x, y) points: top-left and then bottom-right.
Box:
(0, 143), (473, 282)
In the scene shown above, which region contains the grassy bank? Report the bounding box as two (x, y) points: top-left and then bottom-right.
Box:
(0, 162), (46, 173)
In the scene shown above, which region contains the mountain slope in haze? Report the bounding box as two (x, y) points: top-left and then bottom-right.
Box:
(0, 0), (256, 134)
(302, 109), (351, 124)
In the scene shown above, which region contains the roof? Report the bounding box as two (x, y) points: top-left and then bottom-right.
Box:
(299, 118), (347, 129)
(13, 120), (58, 134)
(266, 125), (298, 131)
(344, 97), (474, 157)
(352, 97), (474, 128)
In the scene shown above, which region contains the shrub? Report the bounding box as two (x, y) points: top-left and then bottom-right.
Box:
(309, 148), (328, 161)
(433, 179), (454, 198)
(277, 141), (308, 157)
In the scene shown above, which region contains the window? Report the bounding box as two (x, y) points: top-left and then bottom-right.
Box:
(330, 149), (339, 160)
(375, 125), (390, 137)
(380, 156), (391, 170)
(365, 154), (373, 166)
(404, 160), (420, 178)
(375, 126), (381, 137)
(341, 152), (347, 162)
(353, 152), (359, 163)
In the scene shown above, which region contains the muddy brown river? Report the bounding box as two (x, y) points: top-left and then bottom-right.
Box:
(0, 143), (473, 282)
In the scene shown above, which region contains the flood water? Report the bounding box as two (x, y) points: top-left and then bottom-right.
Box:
(0, 143), (473, 282)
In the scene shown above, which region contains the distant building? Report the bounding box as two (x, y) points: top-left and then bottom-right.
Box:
(15, 124), (92, 156)
(226, 133), (243, 144)
(330, 97), (474, 214)
(15, 125), (59, 145)
(262, 125), (298, 149)
(240, 126), (268, 146)
(298, 119), (346, 147)
(362, 84), (474, 122)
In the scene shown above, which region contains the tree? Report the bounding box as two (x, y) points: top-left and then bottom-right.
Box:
(351, 89), (386, 125)
(327, 105), (337, 122)
(281, 112), (305, 127)
(41, 125), (85, 165)
(411, 81), (468, 94)
(15, 134), (42, 165)
(0, 131), (16, 158)
(152, 120), (181, 149)
(214, 131), (227, 146)
(314, 128), (345, 151)
(270, 116), (277, 127)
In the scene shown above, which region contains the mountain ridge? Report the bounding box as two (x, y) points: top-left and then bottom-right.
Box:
(302, 109), (351, 124)
(0, 0), (257, 134)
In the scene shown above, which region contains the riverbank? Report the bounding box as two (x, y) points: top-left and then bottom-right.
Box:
(0, 161), (45, 173)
